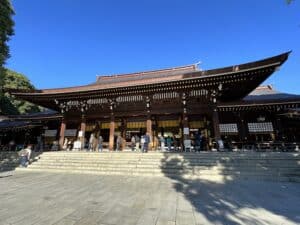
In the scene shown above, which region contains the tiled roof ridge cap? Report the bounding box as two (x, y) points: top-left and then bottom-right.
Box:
(96, 64), (198, 80)
(255, 85), (274, 90)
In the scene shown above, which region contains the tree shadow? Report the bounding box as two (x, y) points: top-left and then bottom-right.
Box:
(160, 152), (300, 225)
(0, 151), (43, 173)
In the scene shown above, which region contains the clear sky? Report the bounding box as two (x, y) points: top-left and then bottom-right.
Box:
(7, 0), (300, 94)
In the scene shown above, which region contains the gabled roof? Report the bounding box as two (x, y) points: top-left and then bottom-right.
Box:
(243, 85), (300, 102)
(218, 85), (300, 109)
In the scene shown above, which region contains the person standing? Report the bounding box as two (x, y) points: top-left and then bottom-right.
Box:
(159, 136), (165, 151)
(88, 134), (94, 151)
(195, 131), (202, 152)
(166, 136), (172, 151)
(98, 135), (103, 152)
(144, 132), (150, 152)
(131, 135), (136, 151)
(116, 135), (122, 151)
(135, 135), (140, 151)
(140, 135), (145, 152)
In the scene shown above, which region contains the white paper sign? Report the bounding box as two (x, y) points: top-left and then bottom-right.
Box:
(183, 127), (189, 135)
(78, 130), (84, 137)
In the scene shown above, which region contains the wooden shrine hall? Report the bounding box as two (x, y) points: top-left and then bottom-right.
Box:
(9, 51), (300, 151)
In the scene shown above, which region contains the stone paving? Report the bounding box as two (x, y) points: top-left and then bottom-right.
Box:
(0, 171), (300, 225)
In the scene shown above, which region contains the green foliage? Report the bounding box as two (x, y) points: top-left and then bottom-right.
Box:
(0, 0), (15, 114)
(0, 69), (40, 115)
(0, 0), (14, 66)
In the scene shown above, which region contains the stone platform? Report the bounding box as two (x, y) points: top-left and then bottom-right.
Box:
(12, 151), (300, 182)
(1, 171), (300, 225)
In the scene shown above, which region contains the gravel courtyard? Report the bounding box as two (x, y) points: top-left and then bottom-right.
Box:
(0, 171), (300, 225)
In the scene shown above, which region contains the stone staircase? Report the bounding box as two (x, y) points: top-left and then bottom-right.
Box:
(14, 151), (300, 182)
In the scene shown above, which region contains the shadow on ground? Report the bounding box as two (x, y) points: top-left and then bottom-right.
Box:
(0, 151), (42, 174)
(161, 152), (300, 225)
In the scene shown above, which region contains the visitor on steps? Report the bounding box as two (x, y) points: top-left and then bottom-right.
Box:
(18, 145), (32, 167)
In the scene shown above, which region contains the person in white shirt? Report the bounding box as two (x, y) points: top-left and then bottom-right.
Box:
(18, 145), (32, 167)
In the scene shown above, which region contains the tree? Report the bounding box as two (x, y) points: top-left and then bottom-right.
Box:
(0, 69), (40, 115)
(0, 0), (15, 114)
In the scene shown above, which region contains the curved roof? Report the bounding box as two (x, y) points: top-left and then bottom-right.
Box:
(10, 52), (290, 96)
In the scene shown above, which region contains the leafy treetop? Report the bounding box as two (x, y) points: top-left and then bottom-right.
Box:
(0, 69), (40, 115)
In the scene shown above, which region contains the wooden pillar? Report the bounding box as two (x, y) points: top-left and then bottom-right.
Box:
(121, 118), (126, 139)
(146, 114), (153, 150)
(59, 117), (66, 150)
(212, 107), (221, 140)
(80, 114), (86, 149)
(146, 115), (152, 137)
(121, 118), (127, 150)
(109, 115), (115, 151)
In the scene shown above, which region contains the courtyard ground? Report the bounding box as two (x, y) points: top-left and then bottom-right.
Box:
(0, 171), (300, 225)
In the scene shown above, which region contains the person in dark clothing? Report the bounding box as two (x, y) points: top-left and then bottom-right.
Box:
(195, 132), (202, 152)
(144, 132), (150, 152)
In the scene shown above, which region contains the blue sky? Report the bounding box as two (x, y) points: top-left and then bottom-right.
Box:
(7, 0), (300, 94)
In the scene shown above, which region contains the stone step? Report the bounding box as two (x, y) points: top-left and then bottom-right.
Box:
(17, 168), (300, 182)
(38, 156), (300, 161)
(27, 164), (300, 175)
(36, 155), (300, 161)
(33, 160), (300, 168)
(32, 161), (300, 170)
(7, 151), (300, 182)
(37, 157), (300, 164)
(39, 152), (300, 159)
(16, 167), (300, 182)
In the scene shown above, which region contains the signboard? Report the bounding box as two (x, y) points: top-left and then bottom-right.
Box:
(64, 129), (77, 137)
(44, 130), (57, 137)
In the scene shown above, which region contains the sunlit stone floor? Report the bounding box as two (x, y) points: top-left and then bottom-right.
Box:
(0, 171), (300, 225)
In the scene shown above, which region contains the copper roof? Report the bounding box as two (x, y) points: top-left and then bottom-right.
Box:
(95, 64), (198, 84)
(10, 52), (290, 97)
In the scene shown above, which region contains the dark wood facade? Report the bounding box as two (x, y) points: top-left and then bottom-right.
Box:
(5, 52), (300, 150)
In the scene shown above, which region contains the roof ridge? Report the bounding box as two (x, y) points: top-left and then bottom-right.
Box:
(96, 64), (197, 80)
